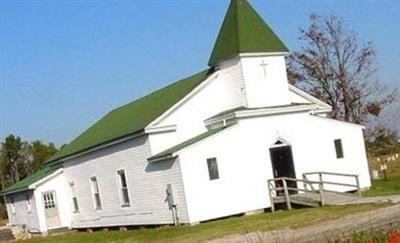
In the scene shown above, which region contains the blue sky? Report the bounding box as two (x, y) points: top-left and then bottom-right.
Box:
(1, 0), (399, 146)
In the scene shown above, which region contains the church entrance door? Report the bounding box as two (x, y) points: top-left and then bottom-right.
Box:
(269, 145), (297, 195)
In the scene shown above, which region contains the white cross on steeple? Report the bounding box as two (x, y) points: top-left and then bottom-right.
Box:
(260, 60), (268, 77)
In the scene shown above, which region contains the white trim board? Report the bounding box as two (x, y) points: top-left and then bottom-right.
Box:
(288, 85), (332, 110)
(29, 168), (64, 190)
(146, 71), (220, 128)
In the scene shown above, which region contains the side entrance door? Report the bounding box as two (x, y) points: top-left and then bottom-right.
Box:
(269, 145), (297, 195)
(43, 191), (61, 229)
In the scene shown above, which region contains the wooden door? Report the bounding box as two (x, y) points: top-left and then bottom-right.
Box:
(43, 191), (61, 229)
(269, 145), (297, 195)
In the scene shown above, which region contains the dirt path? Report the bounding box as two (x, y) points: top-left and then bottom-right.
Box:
(209, 203), (400, 243)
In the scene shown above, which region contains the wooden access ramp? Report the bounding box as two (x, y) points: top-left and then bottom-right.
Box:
(267, 172), (364, 212)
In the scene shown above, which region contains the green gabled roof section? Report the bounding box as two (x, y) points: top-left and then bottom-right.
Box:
(148, 125), (232, 162)
(0, 164), (62, 196)
(47, 69), (214, 164)
(208, 0), (288, 66)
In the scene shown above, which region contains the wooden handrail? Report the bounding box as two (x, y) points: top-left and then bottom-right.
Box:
(319, 181), (359, 188)
(303, 171), (359, 178)
(267, 171), (361, 212)
(302, 171), (360, 194)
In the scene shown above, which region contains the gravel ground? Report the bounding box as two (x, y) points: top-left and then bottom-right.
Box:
(210, 203), (400, 243)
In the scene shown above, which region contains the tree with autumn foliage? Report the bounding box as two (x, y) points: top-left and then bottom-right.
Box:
(287, 13), (397, 125)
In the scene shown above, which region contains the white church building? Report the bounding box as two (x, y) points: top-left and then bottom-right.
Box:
(1, 0), (371, 233)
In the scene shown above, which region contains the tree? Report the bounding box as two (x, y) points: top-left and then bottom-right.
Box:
(0, 136), (59, 190)
(287, 13), (396, 124)
(366, 126), (399, 157)
(27, 141), (58, 174)
(0, 135), (29, 186)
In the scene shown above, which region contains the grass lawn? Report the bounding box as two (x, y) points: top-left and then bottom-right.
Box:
(364, 154), (400, 197)
(362, 175), (400, 197)
(21, 203), (389, 243)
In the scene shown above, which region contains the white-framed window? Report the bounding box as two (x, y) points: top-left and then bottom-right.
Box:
(69, 182), (79, 213)
(334, 139), (344, 159)
(90, 176), (102, 210)
(26, 192), (31, 213)
(10, 196), (16, 215)
(117, 170), (130, 207)
(43, 191), (56, 209)
(207, 158), (220, 180)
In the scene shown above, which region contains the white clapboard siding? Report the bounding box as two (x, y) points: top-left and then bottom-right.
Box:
(5, 191), (41, 232)
(63, 135), (189, 228)
(240, 55), (291, 108)
(149, 58), (247, 154)
(178, 112), (371, 223)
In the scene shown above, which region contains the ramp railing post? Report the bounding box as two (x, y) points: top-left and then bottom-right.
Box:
(355, 175), (361, 196)
(318, 173), (325, 206)
(267, 180), (275, 212)
(302, 174), (308, 193)
(282, 179), (292, 210)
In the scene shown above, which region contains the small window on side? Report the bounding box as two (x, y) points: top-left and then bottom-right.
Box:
(90, 177), (102, 210)
(69, 182), (79, 213)
(207, 158), (220, 180)
(117, 170), (130, 207)
(334, 139), (344, 159)
(10, 196), (16, 215)
(26, 193), (31, 213)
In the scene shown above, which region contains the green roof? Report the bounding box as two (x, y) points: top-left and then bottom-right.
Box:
(47, 69), (213, 164)
(208, 0), (288, 66)
(0, 164), (62, 196)
(148, 126), (232, 162)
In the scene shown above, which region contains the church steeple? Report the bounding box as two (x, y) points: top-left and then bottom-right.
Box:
(208, 0), (288, 66)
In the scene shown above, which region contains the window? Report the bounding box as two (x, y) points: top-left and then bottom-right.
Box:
(334, 139), (344, 159)
(117, 170), (130, 207)
(90, 177), (102, 210)
(10, 196), (15, 215)
(207, 158), (220, 180)
(26, 193), (31, 213)
(69, 182), (79, 213)
(43, 192), (56, 209)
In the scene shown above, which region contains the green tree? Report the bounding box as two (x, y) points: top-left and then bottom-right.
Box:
(0, 135), (29, 188)
(366, 127), (399, 156)
(0, 136), (59, 190)
(27, 141), (58, 174)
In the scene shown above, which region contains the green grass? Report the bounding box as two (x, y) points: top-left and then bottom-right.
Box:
(362, 175), (400, 197)
(21, 204), (389, 243)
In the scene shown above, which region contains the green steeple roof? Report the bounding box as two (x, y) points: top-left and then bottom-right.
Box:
(208, 0), (288, 66)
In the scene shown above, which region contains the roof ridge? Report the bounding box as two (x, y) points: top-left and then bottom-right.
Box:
(234, 0), (241, 54)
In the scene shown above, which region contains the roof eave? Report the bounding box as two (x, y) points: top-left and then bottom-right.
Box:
(46, 129), (146, 165)
(29, 168), (64, 190)
(147, 154), (177, 163)
(209, 51), (289, 67)
(205, 104), (322, 127)
(1, 187), (33, 197)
